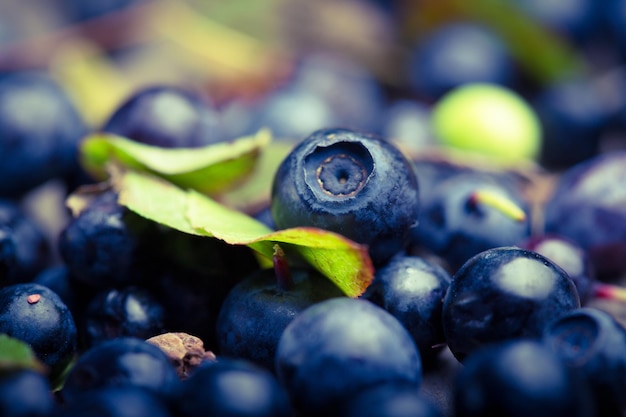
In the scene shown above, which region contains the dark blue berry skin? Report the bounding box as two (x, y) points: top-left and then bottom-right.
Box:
(531, 77), (613, 170)
(0, 198), (51, 284)
(511, 0), (601, 45)
(543, 307), (626, 417)
(102, 85), (224, 148)
(60, 337), (181, 406)
(518, 234), (596, 304)
(361, 253), (451, 366)
(407, 22), (517, 101)
(412, 173), (532, 273)
(58, 190), (150, 289)
(0, 283), (77, 378)
(275, 297), (423, 417)
(176, 358), (292, 417)
(453, 339), (595, 417)
(543, 151), (626, 280)
(0, 369), (57, 417)
(271, 127), (420, 266)
(442, 246), (580, 362)
(0, 71), (88, 198)
(60, 0), (141, 23)
(216, 267), (344, 372)
(339, 383), (442, 417)
(55, 386), (173, 417)
(84, 286), (167, 348)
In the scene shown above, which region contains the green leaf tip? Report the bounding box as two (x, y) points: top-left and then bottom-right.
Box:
(0, 334), (47, 374)
(80, 128), (272, 195)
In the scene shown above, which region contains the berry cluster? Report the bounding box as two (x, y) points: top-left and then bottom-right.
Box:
(2, 1), (626, 417)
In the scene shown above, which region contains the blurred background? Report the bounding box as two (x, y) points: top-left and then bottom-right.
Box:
(2, 0), (626, 169)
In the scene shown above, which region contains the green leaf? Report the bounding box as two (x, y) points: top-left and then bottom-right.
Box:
(80, 128), (272, 195)
(115, 170), (374, 297)
(0, 334), (46, 374)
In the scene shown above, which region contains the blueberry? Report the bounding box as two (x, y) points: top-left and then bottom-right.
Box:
(0, 198), (51, 283)
(60, 337), (181, 406)
(0, 283), (77, 378)
(361, 253), (451, 366)
(543, 307), (626, 416)
(407, 22), (517, 101)
(442, 246), (580, 362)
(412, 172), (532, 272)
(84, 286), (167, 348)
(56, 386), (173, 417)
(271, 127), (420, 266)
(216, 262), (344, 372)
(531, 77), (613, 169)
(102, 85), (225, 148)
(275, 297), (422, 416)
(543, 150), (626, 279)
(338, 383), (442, 417)
(58, 190), (151, 289)
(0, 70), (88, 197)
(176, 358), (292, 417)
(0, 369), (57, 417)
(518, 234), (596, 304)
(453, 339), (595, 417)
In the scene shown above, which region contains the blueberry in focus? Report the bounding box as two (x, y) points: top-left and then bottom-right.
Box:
(361, 253), (451, 366)
(102, 85), (225, 148)
(0, 369), (57, 417)
(453, 339), (595, 417)
(84, 285), (167, 348)
(271, 127), (420, 266)
(216, 260), (344, 372)
(543, 307), (626, 416)
(0, 70), (88, 198)
(543, 150), (626, 279)
(176, 358), (292, 417)
(0, 283), (77, 379)
(412, 173), (532, 273)
(275, 297), (423, 416)
(60, 337), (181, 406)
(442, 246), (580, 362)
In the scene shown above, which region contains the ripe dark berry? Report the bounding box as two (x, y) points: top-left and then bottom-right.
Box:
(60, 337), (181, 406)
(58, 190), (150, 289)
(84, 285), (167, 348)
(362, 253), (451, 366)
(56, 386), (173, 417)
(216, 257), (344, 371)
(0, 283), (77, 378)
(271, 127), (420, 266)
(102, 85), (225, 148)
(413, 173), (532, 272)
(275, 297), (423, 416)
(0, 70), (88, 197)
(176, 358), (292, 417)
(442, 246), (580, 362)
(0, 369), (57, 417)
(453, 339), (595, 417)
(543, 307), (626, 416)
(339, 383), (442, 417)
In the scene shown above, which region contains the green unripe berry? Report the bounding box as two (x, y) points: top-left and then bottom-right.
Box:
(431, 83), (542, 162)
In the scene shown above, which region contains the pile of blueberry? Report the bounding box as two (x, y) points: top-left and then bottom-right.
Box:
(2, 1), (626, 417)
